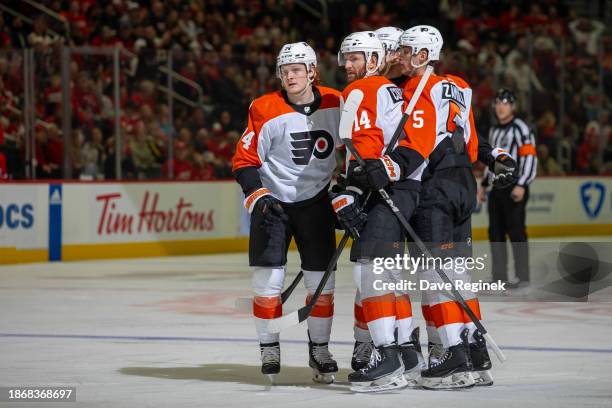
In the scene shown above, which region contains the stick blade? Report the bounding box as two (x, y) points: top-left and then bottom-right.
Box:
(234, 297), (253, 313)
(267, 310), (300, 333)
(483, 332), (507, 363)
(339, 89), (364, 142)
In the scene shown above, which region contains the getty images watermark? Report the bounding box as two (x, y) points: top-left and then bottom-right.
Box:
(370, 253), (507, 293)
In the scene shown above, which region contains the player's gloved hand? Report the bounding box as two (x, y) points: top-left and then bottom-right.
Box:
(330, 174), (348, 195)
(352, 156), (402, 191)
(244, 187), (288, 222)
(330, 189), (367, 239)
(490, 154), (517, 189)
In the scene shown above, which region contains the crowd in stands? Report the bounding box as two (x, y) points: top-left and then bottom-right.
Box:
(0, 0), (610, 181)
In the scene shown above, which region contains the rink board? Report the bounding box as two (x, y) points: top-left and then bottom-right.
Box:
(1, 177), (611, 264)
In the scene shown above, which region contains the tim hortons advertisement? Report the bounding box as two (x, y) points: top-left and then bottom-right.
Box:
(62, 182), (242, 244)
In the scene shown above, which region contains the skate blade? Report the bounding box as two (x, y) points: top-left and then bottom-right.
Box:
(403, 366), (422, 387)
(421, 371), (475, 390)
(474, 370), (494, 386)
(350, 371), (409, 393)
(312, 368), (336, 384)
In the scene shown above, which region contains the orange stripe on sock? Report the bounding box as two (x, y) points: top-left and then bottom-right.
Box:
(253, 296), (282, 319)
(395, 294), (413, 320)
(422, 304), (434, 326)
(354, 303), (368, 329)
(306, 294), (334, 318)
(430, 301), (464, 327)
(362, 293), (396, 322)
(462, 298), (482, 322)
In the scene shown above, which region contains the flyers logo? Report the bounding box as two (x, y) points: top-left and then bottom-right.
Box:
(290, 130), (334, 165)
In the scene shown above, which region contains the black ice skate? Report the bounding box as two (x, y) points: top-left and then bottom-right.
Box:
(351, 340), (373, 371)
(399, 327), (426, 386)
(260, 342), (280, 384)
(308, 333), (338, 384)
(470, 329), (494, 386)
(348, 344), (408, 393)
(421, 329), (475, 390)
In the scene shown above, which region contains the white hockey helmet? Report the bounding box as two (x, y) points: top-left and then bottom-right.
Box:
(399, 25), (443, 64)
(276, 42), (317, 79)
(338, 31), (385, 76)
(375, 26), (404, 53)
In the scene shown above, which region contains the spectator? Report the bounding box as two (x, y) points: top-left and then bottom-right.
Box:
(163, 141), (194, 180)
(569, 17), (605, 56)
(81, 127), (105, 179)
(576, 123), (602, 174)
(27, 15), (58, 48)
(537, 145), (564, 176)
(0, 125), (6, 180)
(130, 121), (160, 179)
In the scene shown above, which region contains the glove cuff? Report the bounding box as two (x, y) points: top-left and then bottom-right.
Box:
(491, 147), (510, 160)
(331, 193), (355, 213)
(380, 155), (401, 182)
(346, 185), (364, 196)
(244, 187), (271, 213)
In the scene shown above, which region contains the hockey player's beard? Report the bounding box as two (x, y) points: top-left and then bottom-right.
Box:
(346, 67), (365, 83)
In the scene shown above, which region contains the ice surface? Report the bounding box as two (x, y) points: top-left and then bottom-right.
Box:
(1, 237), (611, 407)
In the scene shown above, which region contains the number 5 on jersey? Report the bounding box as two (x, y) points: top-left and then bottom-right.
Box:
(354, 110), (371, 131)
(412, 110), (424, 128)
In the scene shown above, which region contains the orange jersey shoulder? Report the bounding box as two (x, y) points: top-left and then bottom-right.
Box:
(341, 76), (397, 160)
(249, 91), (294, 129)
(317, 85), (342, 110)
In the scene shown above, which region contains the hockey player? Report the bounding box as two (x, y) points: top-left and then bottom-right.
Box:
(397, 25), (517, 389)
(377, 25), (426, 373)
(348, 27), (411, 374)
(232, 42), (341, 384)
(375, 26), (408, 87)
(333, 31), (432, 392)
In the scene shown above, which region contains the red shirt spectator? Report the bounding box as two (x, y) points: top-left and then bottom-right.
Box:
(0, 126), (6, 180)
(576, 131), (600, 173)
(163, 142), (194, 180)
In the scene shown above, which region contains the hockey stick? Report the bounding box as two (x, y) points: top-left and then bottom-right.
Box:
(339, 92), (505, 362)
(266, 70), (433, 334)
(234, 271), (303, 313)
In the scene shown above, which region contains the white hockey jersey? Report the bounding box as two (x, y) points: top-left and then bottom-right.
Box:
(232, 86), (341, 203)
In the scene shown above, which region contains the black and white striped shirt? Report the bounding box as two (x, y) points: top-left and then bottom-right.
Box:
(485, 117), (537, 187)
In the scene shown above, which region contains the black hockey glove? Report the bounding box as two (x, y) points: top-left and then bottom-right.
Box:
(330, 174), (349, 195)
(351, 155), (402, 191)
(490, 154), (518, 189)
(330, 190), (367, 239)
(244, 188), (288, 223)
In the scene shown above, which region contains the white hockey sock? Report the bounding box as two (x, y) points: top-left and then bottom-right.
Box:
(252, 267), (285, 344)
(303, 270), (335, 344)
(354, 326), (371, 343)
(426, 323), (441, 345)
(254, 317), (280, 344)
(396, 317), (414, 345)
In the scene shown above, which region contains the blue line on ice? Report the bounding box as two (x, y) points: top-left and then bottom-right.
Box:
(1, 333), (612, 354)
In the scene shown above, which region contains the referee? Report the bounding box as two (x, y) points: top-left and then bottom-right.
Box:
(478, 89), (537, 288)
